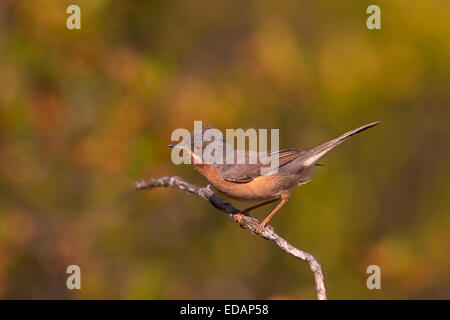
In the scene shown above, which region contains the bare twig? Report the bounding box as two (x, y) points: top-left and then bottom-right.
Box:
(135, 175), (327, 300)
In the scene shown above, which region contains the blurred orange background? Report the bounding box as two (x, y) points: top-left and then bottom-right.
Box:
(0, 0), (449, 299)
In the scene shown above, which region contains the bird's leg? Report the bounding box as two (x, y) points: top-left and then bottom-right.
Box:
(233, 199), (278, 224)
(242, 198), (279, 214)
(256, 197), (289, 235)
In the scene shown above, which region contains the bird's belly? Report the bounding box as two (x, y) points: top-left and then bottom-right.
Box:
(199, 167), (298, 202)
(213, 179), (279, 202)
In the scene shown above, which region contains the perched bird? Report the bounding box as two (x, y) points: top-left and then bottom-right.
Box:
(169, 122), (381, 235)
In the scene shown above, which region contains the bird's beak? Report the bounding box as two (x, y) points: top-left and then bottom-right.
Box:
(168, 143), (176, 148)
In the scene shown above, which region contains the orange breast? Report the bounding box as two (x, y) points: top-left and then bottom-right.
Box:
(194, 165), (292, 202)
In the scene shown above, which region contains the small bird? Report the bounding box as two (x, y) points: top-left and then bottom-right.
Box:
(169, 121), (381, 235)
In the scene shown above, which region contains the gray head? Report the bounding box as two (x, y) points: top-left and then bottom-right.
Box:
(168, 125), (227, 165)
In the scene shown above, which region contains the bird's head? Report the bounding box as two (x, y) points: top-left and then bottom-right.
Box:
(168, 125), (225, 165)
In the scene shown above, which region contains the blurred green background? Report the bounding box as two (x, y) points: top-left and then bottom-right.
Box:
(0, 0), (449, 299)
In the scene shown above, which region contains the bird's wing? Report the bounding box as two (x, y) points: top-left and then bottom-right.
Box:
(220, 149), (304, 183)
(269, 148), (305, 166)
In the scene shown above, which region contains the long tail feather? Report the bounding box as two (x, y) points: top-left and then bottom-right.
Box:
(302, 121), (381, 166)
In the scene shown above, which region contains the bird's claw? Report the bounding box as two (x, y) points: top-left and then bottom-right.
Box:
(233, 213), (245, 225)
(256, 223), (274, 236)
(256, 224), (265, 236)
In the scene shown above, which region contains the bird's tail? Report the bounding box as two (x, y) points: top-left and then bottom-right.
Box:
(302, 121), (381, 166)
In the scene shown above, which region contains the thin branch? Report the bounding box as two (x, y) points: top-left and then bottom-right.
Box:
(135, 175), (327, 300)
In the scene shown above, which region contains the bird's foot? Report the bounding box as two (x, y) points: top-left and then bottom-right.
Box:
(256, 223), (274, 236)
(256, 223), (265, 236)
(233, 213), (246, 225)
